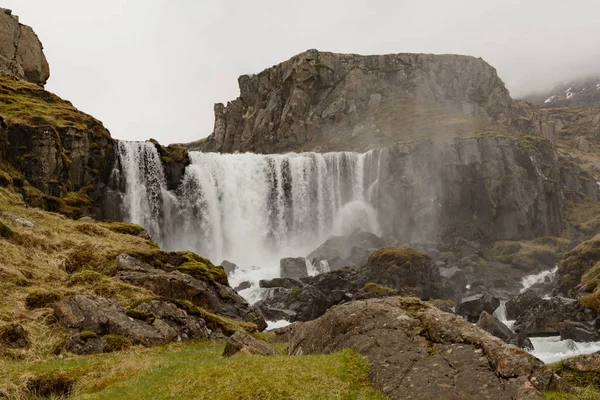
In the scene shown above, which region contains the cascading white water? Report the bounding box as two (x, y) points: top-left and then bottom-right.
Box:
(114, 142), (381, 293)
(520, 266), (558, 295)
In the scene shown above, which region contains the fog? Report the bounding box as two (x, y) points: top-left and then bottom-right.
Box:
(3, 0), (599, 144)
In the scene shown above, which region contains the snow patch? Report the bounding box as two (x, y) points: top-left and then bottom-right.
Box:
(544, 95), (556, 104)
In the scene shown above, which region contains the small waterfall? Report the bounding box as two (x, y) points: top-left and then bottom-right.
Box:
(114, 142), (382, 291)
(520, 266), (558, 294)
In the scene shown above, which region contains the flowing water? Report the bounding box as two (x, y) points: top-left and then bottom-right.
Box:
(114, 141), (381, 293)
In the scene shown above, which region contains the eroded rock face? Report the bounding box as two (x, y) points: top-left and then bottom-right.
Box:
(53, 295), (208, 351)
(506, 290), (542, 320)
(115, 254), (267, 331)
(198, 50), (552, 154)
(289, 297), (564, 400)
(0, 9), (49, 86)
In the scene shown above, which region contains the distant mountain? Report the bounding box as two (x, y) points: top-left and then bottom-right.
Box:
(522, 76), (600, 108)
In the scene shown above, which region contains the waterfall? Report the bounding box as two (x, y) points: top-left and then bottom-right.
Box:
(114, 141), (382, 287)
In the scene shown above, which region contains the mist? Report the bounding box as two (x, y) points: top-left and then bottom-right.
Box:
(2, 0), (599, 144)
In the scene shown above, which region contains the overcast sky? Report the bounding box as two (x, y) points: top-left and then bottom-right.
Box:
(4, 0), (600, 144)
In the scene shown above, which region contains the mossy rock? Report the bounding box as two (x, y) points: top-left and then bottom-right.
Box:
(550, 353), (600, 390)
(397, 297), (431, 313)
(368, 246), (430, 266)
(0, 220), (13, 238)
(126, 250), (228, 286)
(558, 235), (600, 296)
(100, 221), (146, 236)
(102, 334), (132, 352)
(25, 290), (61, 309)
(126, 309), (149, 320)
(79, 330), (98, 340)
(25, 372), (75, 398)
(363, 282), (395, 294)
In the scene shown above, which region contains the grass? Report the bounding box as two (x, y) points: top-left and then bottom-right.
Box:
(557, 234), (600, 298)
(0, 74), (106, 134)
(0, 186), (241, 361)
(0, 340), (386, 400)
(543, 356), (600, 399)
(488, 238), (566, 268)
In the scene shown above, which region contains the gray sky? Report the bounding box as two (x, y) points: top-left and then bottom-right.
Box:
(4, 0), (600, 144)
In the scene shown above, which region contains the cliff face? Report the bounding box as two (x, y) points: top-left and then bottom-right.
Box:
(0, 8), (49, 87)
(370, 136), (564, 243)
(196, 49), (553, 154)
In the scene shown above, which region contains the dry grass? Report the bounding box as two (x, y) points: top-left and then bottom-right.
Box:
(0, 75), (105, 133)
(0, 187), (158, 361)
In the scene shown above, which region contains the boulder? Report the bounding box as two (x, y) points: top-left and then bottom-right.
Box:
(306, 230), (386, 269)
(221, 260), (237, 275)
(255, 285), (328, 322)
(456, 292), (500, 323)
(0, 211), (35, 228)
(289, 297), (564, 399)
(53, 295), (210, 353)
(259, 278), (304, 289)
(222, 331), (277, 357)
(0, 323), (29, 348)
(513, 297), (578, 336)
(234, 281), (251, 292)
(506, 290), (542, 320)
(362, 246), (440, 299)
(476, 311), (533, 350)
(557, 321), (600, 342)
(280, 257), (308, 279)
(115, 254), (266, 331)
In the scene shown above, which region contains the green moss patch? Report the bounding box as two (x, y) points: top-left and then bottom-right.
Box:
(100, 221), (146, 236)
(79, 330), (98, 340)
(363, 282), (395, 294)
(103, 334), (132, 352)
(368, 246), (430, 266)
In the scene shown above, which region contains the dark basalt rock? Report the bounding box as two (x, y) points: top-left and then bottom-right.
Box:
(280, 257), (308, 279)
(476, 311), (533, 350)
(506, 290), (543, 320)
(456, 292), (500, 323)
(513, 297), (579, 336)
(557, 320), (600, 342)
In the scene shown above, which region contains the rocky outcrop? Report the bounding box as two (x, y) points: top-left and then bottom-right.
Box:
(279, 257), (308, 279)
(289, 297), (564, 399)
(476, 311), (533, 350)
(54, 295), (209, 353)
(222, 331), (277, 357)
(456, 293), (500, 323)
(506, 290), (542, 320)
(197, 50), (552, 154)
(513, 297), (579, 336)
(115, 254), (267, 331)
(0, 9), (49, 86)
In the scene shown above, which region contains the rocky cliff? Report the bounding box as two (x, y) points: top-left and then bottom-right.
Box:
(194, 49), (554, 153)
(522, 76), (600, 108)
(0, 8), (49, 87)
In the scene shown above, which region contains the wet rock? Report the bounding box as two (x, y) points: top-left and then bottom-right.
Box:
(506, 290), (542, 320)
(476, 311), (533, 350)
(557, 320), (600, 342)
(513, 297), (578, 336)
(306, 230), (385, 269)
(234, 281), (251, 292)
(0, 323), (29, 348)
(289, 297), (563, 399)
(280, 257), (308, 279)
(255, 285), (328, 322)
(259, 278), (304, 289)
(456, 292), (500, 323)
(116, 254), (267, 331)
(222, 331), (277, 357)
(221, 260), (237, 275)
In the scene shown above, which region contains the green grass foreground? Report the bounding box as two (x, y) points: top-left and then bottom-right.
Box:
(0, 340), (387, 399)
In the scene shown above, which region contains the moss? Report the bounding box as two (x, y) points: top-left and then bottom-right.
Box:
(363, 282), (395, 294)
(126, 250), (228, 286)
(100, 221), (146, 236)
(549, 357), (600, 391)
(397, 297), (431, 313)
(368, 246), (430, 266)
(103, 334), (132, 352)
(75, 222), (108, 236)
(491, 241), (522, 257)
(558, 235), (600, 296)
(126, 309), (149, 320)
(79, 330), (98, 339)
(161, 297), (257, 335)
(68, 270), (104, 285)
(0, 220), (14, 238)
(25, 290), (61, 309)
(427, 298), (455, 308)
